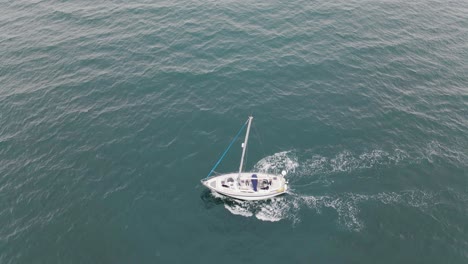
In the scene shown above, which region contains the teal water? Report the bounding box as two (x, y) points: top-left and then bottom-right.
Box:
(1, 0), (468, 263)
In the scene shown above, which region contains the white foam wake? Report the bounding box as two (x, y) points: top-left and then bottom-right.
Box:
(253, 150), (299, 175)
(296, 148), (409, 177)
(215, 150), (445, 231)
(219, 188), (442, 231)
(220, 196), (297, 223)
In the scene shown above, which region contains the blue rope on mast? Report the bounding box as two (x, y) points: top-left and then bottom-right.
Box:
(204, 120), (248, 180)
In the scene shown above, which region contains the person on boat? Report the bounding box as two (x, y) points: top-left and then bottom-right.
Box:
(251, 174), (258, 191)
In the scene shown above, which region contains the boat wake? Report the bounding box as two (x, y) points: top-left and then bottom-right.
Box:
(218, 187), (441, 231)
(209, 191), (295, 222)
(252, 150), (299, 175)
(213, 149), (448, 231)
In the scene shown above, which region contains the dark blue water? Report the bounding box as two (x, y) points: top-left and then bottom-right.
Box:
(1, 0), (467, 263)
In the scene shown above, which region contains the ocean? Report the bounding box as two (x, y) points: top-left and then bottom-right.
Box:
(1, 0), (467, 263)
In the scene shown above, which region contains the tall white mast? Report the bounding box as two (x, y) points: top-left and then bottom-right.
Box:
(238, 116), (253, 178)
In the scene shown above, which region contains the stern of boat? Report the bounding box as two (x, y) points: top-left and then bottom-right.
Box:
(278, 176), (288, 194)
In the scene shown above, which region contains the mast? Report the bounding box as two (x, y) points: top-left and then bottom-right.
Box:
(238, 116), (253, 177)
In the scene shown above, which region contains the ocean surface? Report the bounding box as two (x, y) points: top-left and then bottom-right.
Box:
(1, 0), (467, 263)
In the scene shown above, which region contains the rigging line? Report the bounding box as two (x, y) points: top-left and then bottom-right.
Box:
(204, 120), (248, 180)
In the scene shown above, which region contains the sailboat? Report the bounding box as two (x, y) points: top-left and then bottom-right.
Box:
(201, 116), (288, 201)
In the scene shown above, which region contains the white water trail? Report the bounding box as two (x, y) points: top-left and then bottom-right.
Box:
(253, 150), (299, 175)
(216, 149), (444, 231)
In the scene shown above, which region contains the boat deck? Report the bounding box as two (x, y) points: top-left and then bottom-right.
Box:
(202, 172), (287, 200)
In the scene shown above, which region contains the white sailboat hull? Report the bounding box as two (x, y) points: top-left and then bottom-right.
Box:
(201, 172), (288, 201)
